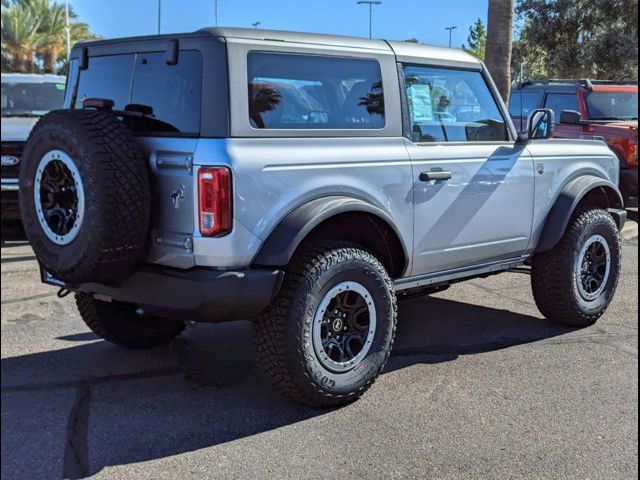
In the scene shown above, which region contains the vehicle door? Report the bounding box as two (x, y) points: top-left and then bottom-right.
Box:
(402, 64), (535, 275)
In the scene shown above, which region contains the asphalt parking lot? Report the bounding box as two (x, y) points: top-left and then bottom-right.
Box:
(1, 224), (637, 480)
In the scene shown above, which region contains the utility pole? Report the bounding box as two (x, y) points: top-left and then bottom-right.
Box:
(65, 0), (71, 63)
(445, 26), (457, 48)
(157, 0), (161, 34)
(357, 1), (382, 39)
(252, 21), (261, 29)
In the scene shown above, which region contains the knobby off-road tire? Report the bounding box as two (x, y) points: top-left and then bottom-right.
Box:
(76, 293), (185, 348)
(531, 207), (621, 327)
(254, 242), (397, 408)
(20, 109), (150, 284)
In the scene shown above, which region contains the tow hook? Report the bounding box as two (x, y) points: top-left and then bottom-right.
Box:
(57, 287), (72, 298)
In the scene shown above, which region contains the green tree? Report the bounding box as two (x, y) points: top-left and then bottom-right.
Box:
(485, 0), (514, 102)
(515, 0), (638, 80)
(1, 0), (96, 73)
(463, 18), (486, 60)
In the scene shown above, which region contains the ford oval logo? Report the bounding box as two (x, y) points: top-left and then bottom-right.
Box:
(1, 155), (20, 166)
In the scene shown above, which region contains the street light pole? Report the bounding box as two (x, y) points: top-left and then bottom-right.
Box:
(65, 0), (71, 62)
(214, 0), (218, 26)
(252, 21), (261, 29)
(445, 26), (457, 48)
(357, 1), (382, 39)
(157, 0), (161, 34)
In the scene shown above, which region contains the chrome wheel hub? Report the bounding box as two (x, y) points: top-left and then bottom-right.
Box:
(312, 281), (376, 373)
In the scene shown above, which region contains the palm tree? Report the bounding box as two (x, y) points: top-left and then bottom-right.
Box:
(485, 0), (514, 103)
(29, 0), (66, 72)
(1, 2), (42, 72)
(1, 0), (96, 73)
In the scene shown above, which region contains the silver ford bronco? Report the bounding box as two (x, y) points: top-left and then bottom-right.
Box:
(20, 28), (627, 407)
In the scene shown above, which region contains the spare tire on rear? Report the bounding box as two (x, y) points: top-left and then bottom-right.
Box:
(19, 109), (150, 284)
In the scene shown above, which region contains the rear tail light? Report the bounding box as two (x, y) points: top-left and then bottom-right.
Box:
(198, 167), (231, 236)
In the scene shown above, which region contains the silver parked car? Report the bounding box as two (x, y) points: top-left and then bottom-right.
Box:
(1, 73), (66, 221)
(20, 28), (626, 407)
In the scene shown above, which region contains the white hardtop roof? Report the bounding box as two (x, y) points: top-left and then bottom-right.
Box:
(199, 27), (482, 69)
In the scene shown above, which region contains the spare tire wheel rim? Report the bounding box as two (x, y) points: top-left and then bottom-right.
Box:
(575, 234), (611, 302)
(312, 281), (377, 373)
(34, 150), (85, 245)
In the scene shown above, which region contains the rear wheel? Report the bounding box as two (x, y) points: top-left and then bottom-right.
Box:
(76, 293), (185, 348)
(254, 242), (397, 407)
(531, 207), (621, 327)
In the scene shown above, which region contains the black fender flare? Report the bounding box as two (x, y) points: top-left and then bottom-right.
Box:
(536, 175), (625, 253)
(253, 196), (409, 269)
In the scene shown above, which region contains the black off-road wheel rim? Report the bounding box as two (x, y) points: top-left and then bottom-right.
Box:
(33, 149), (84, 245)
(575, 234), (611, 301)
(312, 281), (377, 373)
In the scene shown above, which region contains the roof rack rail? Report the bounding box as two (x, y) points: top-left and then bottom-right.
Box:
(518, 79), (638, 90)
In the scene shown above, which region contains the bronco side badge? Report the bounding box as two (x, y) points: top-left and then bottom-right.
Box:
(170, 184), (186, 209)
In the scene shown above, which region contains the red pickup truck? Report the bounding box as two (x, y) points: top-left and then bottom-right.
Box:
(510, 80), (638, 205)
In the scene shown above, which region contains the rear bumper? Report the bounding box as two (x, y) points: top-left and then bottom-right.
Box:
(53, 264), (284, 322)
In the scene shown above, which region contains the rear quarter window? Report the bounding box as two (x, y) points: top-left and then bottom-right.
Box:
(247, 52), (385, 130)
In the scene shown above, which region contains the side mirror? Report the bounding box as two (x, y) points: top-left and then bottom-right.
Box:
(527, 108), (555, 140)
(560, 109), (582, 125)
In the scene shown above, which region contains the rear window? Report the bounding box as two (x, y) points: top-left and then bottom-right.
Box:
(74, 54), (134, 111)
(248, 52), (385, 130)
(69, 51), (202, 134)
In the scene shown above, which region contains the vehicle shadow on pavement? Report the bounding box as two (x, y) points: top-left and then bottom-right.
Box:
(1, 295), (574, 479)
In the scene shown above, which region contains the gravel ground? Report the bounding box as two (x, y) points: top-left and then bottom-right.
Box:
(1, 224), (637, 480)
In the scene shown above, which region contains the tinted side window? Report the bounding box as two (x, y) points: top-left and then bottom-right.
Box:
(403, 65), (509, 143)
(544, 93), (579, 122)
(130, 51), (202, 134)
(73, 54), (135, 109)
(509, 91), (542, 118)
(248, 52), (385, 130)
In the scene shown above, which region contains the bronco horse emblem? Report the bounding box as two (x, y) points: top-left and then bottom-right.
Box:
(170, 184), (186, 209)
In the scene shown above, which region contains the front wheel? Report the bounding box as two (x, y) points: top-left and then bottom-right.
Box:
(254, 242), (397, 407)
(531, 207), (621, 327)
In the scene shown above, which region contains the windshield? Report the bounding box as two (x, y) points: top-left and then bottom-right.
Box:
(1, 82), (66, 117)
(585, 91), (638, 121)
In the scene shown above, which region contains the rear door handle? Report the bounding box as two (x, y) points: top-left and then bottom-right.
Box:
(419, 171), (452, 182)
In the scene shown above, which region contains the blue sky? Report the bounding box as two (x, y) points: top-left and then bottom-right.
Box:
(72, 0), (489, 48)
